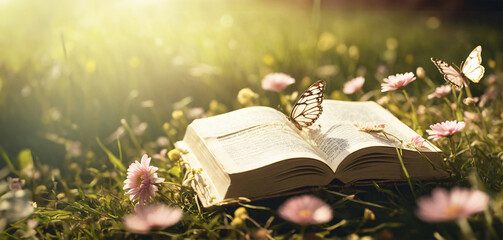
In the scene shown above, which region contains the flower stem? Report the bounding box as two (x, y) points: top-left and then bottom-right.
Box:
(402, 89), (422, 135)
(442, 97), (456, 119)
(448, 136), (456, 162)
(395, 145), (415, 198)
(298, 226), (306, 240)
(451, 87), (464, 122)
(464, 85), (473, 98)
(456, 217), (476, 240)
(474, 106), (489, 142)
(121, 119), (143, 154)
(382, 132), (416, 199)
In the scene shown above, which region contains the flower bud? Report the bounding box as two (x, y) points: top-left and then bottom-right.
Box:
(363, 208), (375, 221)
(168, 149), (182, 162)
(234, 207), (248, 220)
(416, 67), (426, 79)
(462, 97), (479, 106)
(56, 193), (66, 200)
(230, 217), (244, 227)
(171, 110), (184, 121)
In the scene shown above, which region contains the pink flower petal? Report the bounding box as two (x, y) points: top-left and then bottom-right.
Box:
(124, 204), (183, 233)
(278, 195), (332, 225)
(381, 72), (416, 92)
(426, 120), (465, 141)
(261, 73), (295, 92)
(343, 76), (365, 94)
(124, 154), (164, 205)
(428, 85), (451, 99)
(416, 187), (489, 222)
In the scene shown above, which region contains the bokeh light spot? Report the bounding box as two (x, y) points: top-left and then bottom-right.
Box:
(129, 57), (140, 68)
(426, 16), (441, 29)
(220, 14), (234, 28)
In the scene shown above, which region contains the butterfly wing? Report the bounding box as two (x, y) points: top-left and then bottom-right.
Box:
(461, 45), (485, 83)
(430, 57), (466, 88)
(289, 80), (325, 130)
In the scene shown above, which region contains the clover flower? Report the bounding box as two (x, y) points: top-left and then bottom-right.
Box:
(123, 154), (165, 205)
(124, 204), (183, 233)
(381, 72), (416, 92)
(343, 76), (365, 94)
(261, 73), (295, 92)
(278, 195), (332, 225)
(427, 85), (451, 99)
(426, 120), (465, 141)
(416, 187), (489, 222)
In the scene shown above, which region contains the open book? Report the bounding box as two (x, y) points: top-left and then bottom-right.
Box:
(176, 100), (448, 207)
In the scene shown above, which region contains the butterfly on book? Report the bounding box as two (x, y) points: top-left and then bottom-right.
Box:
(288, 80), (326, 130)
(430, 45), (485, 88)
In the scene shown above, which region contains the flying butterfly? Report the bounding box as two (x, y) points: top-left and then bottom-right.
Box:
(288, 80), (326, 130)
(430, 45), (485, 88)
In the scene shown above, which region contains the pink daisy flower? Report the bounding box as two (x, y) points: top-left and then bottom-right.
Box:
(123, 154), (165, 205)
(426, 120), (465, 141)
(406, 136), (425, 148)
(343, 76), (365, 94)
(427, 85), (451, 99)
(278, 195), (332, 225)
(381, 72), (416, 92)
(416, 187), (489, 222)
(354, 123), (386, 133)
(261, 73), (295, 92)
(124, 204), (183, 233)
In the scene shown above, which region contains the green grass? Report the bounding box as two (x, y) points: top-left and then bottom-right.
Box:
(1, 0), (503, 239)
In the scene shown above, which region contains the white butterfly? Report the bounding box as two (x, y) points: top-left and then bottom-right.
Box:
(288, 80), (326, 130)
(430, 45), (485, 88)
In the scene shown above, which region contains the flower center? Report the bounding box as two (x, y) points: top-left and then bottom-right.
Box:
(136, 174), (144, 186)
(298, 209), (312, 219)
(443, 204), (463, 217)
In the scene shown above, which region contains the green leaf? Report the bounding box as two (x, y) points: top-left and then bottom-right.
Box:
(96, 138), (126, 171)
(0, 146), (20, 176)
(17, 149), (33, 171)
(168, 166), (181, 178)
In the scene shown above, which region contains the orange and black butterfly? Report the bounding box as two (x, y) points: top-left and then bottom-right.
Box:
(288, 80), (326, 130)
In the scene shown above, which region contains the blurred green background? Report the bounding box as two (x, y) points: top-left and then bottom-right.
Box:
(0, 0), (502, 168)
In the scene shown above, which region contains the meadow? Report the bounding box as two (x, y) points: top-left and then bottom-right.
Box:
(0, 0), (502, 239)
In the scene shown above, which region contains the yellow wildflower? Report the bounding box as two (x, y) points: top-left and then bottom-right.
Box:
(262, 54), (275, 66)
(237, 88), (258, 106)
(129, 57), (140, 68)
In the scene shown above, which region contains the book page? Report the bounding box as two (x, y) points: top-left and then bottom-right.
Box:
(191, 107), (326, 174)
(311, 100), (438, 172)
(193, 106), (288, 137)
